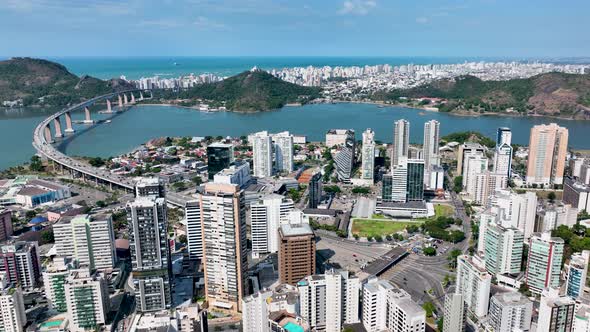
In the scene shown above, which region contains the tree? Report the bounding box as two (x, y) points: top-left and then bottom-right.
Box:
(423, 247), (437, 256)
(548, 191), (556, 203)
(453, 176), (463, 193)
(191, 176), (202, 186)
(40, 229), (55, 245)
(288, 188), (302, 202)
(30, 155), (43, 171)
(448, 249), (462, 268)
(422, 301), (436, 318)
(178, 235), (187, 244)
(25, 210), (37, 220)
(96, 200), (107, 208)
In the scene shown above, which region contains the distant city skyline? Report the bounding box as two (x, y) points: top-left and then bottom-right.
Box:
(1, 0), (589, 57)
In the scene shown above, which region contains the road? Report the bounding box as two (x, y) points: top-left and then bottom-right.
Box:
(316, 233), (390, 273)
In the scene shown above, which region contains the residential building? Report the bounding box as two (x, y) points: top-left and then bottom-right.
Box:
(200, 183), (247, 313)
(326, 129), (353, 147)
(430, 165), (445, 191)
(127, 196), (172, 312)
(574, 303), (590, 332)
(361, 129), (376, 183)
(242, 290), (273, 332)
(308, 171), (322, 209)
(455, 255), (492, 318)
(488, 292), (532, 332)
(564, 178), (590, 213)
(64, 268), (110, 332)
(53, 214), (116, 270)
(250, 194), (295, 256)
(443, 293), (465, 332)
(392, 119), (410, 168)
(0, 273), (26, 332)
(278, 223), (315, 285)
(0, 210), (13, 243)
(526, 123), (569, 186)
(484, 223), (524, 275)
(207, 142), (234, 180)
(213, 162), (252, 188)
(242, 285), (301, 332)
(135, 177), (166, 199)
(457, 142), (485, 176)
(334, 129), (355, 183)
(184, 200), (202, 261)
(298, 269), (360, 332)
(493, 127), (513, 178)
(0, 241), (41, 290)
(274, 131), (294, 174)
(253, 131), (274, 178)
(537, 288), (575, 332)
(566, 250), (590, 299)
(525, 232), (564, 294)
(176, 303), (208, 332)
(423, 120), (440, 187)
(361, 278), (425, 332)
(463, 153), (488, 201)
(43, 257), (79, 312)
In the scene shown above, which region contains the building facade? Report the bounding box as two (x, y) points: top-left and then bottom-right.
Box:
(526, 123), (569, 186)
(278, 223), (315, 286)
(361, 129), (376, 183)
(525, 232), (564, 294)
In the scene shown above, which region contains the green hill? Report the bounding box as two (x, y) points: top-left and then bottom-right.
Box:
(372, 72), (590, 119)
(155, 70), (322, 111)
(0, 57), (134, 107)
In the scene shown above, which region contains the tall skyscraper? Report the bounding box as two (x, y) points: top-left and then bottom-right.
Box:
(127, 195), (172, 312)
(64, 268), (110, 332)
(455, 255), (492, 318)
(184, 200), (203, 261)
(250, 194), (295, 256)
(361, 128), (376, 183)
(392, 119), (410, 168)
(53, 214), (116, 271)
(537, 288), (575, 332)
(298, 269), (360, 332)
(390, 163), (408, 202)
(278, 223), (315, 285)
(423, 120), (440, 187)
(483, 223), (524, 275)
(566, 250), (590, 299)
(253, 131), (274, 178)
(274, 131), (294, 174)
(488, 292), (532, 332)
(200, 182), (247, 313)
(510, 191), (538, 240)
(407, 159), (425, 201)
(526, 123), (569, 186)
(443, 293), (465, 332)
(43, 257), (78, 313)
(334, 129), (355, 183)
(0, 273), (26, 332)
(457, 142), (485, 176)
(207, 142), (234, 180)
(493, 127), (513, 178)
(308, 171), (322, 209)
(525, 232), (564, 294)
(382, 174), (393, 202)
(463, 153), (488, 192)
(0, 241), (41, 290)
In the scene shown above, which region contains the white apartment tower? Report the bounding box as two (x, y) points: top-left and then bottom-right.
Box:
(493, 127), (513, 178)
(200, 183), (247, 313)
(392, 119), (410, 168)
(443, 293), (465, 332)
(483, 223), (524, 275)
(250, 194), (295, 256)
(537, 288), (575, 332)
(488, 292), (532, 332)
(184, 200), (203, 260)
(566, 250), (590, 299)
(274, 131), (294, 174)
(253, 131), (274, 178)
(242, 290), (273, 332)
(53, 214), (116, 270)
(423, 120), (440, 187)
(0, 273), (26, 332)
(298, 269), (360, 332)
(361, 128), (376, 183)
(455, 255), (492, 318)
(64, 269), (110, 332)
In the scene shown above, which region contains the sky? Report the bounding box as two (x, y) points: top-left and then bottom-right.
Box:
(0, 0), (589, 57)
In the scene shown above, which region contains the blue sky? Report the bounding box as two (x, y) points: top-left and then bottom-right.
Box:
(1, 0), (588, 57)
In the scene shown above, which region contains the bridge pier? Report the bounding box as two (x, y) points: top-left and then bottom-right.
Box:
(131, 93), (136, 103)
(124, 94), (129, 105)
(118, 95), (123, 108)
(53, 117), (63, 138)
(64, 112), (75, 133)
(139, 91), (144, 101)
(107, 99), (112, 113)
(83, 107), (93, 124)
(44, 125), (53, 143)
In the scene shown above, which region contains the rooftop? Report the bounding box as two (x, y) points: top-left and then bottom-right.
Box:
(279, 223), (314, 237)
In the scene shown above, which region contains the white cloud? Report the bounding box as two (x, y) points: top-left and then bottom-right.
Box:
(194, 16), (227, 30)
(416, 16), (429, 24)
(338, 0), (376, 16)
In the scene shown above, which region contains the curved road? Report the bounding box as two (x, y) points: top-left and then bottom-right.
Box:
(32, 90), (191, 208)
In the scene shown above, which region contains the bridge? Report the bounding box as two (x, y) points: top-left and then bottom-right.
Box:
(32, 89), (190, 208)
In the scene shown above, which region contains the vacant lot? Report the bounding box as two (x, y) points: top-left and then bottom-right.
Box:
(352, 218), (424, 238)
